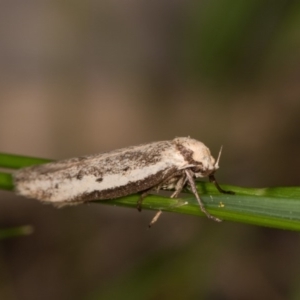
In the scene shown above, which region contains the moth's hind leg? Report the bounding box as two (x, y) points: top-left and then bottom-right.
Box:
(148, 175), (188, 228)
(137, 188), (154, 212)
(136, 173), (183, 212)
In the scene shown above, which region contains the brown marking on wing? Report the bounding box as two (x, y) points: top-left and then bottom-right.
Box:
(76, 166), (103, 180)
(73, 167), (178, 202)
(175, 142), (197, 165)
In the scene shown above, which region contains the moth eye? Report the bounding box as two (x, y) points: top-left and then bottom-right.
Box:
(191, 166), (203, 173)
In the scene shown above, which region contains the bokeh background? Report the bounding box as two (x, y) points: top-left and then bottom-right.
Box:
(1, 1), (300, 299)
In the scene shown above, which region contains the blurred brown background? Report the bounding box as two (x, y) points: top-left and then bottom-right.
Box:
(1, 1), (300, 299)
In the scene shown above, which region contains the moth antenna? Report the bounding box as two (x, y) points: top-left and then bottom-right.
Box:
(215, 145), (223, 169)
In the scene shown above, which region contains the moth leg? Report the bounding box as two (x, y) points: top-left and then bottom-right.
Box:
(148, 200), (188, 228)
(137, 176), (174, 212)
(148, 210), (162, 228)
(137, 188), (153, 212)
(146, 174), (189, 227)
(170, 174), (187, 198)
(209, 174), (235, 195)
(138, 173), (177, 212)
(185, 169), (222, 222)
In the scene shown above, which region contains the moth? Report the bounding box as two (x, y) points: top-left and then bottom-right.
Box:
(14, 137), (233, 224)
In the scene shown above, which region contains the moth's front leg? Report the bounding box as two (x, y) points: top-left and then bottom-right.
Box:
(209, 174), (235, 195)
(185, 169), (222, 222)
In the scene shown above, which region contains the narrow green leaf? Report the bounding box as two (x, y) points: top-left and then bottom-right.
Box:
(1, 152), (300, 231)
(0, 172), (14, 191)
(0, 153), (52, 169)
(0, 225), (34, 240)
(98, 182), (300, 231)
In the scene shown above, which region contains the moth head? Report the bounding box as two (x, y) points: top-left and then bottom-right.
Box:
(175, 137), (222, 178)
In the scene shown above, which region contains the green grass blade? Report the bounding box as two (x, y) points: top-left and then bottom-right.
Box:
(0, 225), (34, 240)
(0, 153), (52, 169)
(0, 172), (14, 191)
(98, 182), (300, 231)
(1, 152), (300, 231)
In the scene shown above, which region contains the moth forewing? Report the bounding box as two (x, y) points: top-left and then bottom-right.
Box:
(14, 137), (232, 223)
